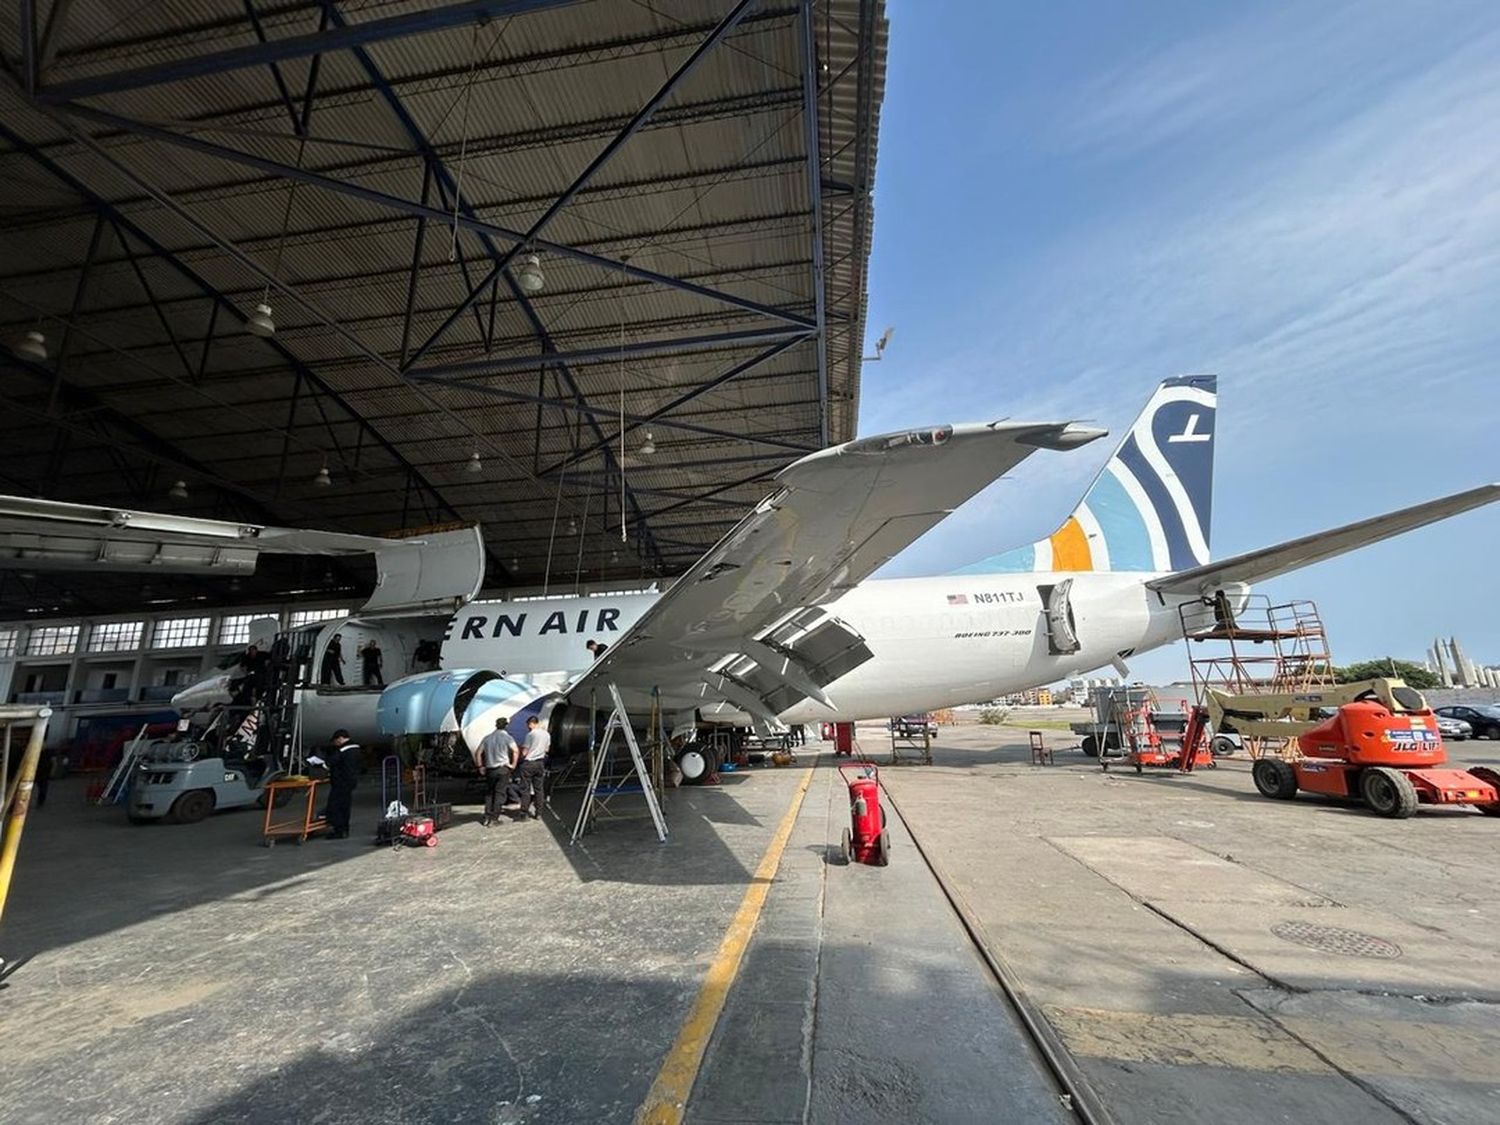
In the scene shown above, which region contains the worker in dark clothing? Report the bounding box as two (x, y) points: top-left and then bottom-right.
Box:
(321, 729), (362, 839)
(242, 643), (272, 702)
(32, 745), (54, 808)
(360, 639), (384, 686)
(586, 639), (609, 661)
(320, 633), (346, 685)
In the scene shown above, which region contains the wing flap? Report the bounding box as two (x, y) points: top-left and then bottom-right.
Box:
(1148, 483), (1499, 595)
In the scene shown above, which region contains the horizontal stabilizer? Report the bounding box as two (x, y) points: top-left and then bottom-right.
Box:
(1147, 483), (1499, 595)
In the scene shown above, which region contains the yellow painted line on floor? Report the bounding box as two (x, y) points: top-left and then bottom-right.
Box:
(636, 764), (818, 1125)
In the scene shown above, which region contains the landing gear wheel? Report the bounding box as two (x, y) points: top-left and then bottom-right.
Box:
(1469, 767), (1500, 816)
(1360, 766), (1418, 819)
(876, 829), (890, 867)
(841, 827), (852, 864)
(675, 744), (709, 785)
(1252, 758), (1298, 800)
(1080, 734), (1098, 758)
(168, 789), (214, 824)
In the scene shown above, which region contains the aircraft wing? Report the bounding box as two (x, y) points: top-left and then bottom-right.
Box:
(0, 495), (486, 615)
(564, 420), (1107, 722)
(1147, 483), (1499, 596)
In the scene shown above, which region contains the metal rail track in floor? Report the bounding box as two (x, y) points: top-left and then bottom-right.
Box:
(880, 783), (1119, 1125)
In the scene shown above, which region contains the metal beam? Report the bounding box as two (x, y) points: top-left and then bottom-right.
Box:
(405, 371), (817, 453)
(402, 0), (762, 368)
(42, 111), (401, 380)
(47, 210), (106, 415)
(326, 19), (669, 575)
(800, 0), (830, 446)
(19, 0), (38, 95)
(398, 161), (434, 366)
(541, 337), (806, 476)
(242, 0), (302, 136)
(36, 0), (76, 73)
(0, 119), (508, 581)
(114, 223), (198, 382)
(34, 0), (587, 103)
(413, 325), (811, 379)
(59, 103), (817, 331)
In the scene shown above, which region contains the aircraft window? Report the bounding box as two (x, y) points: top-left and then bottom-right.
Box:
(26, 624), (79, 656)
(288, 607), (348, 629)
(151, 616), (212, 649)
(87, 621), (144, 653)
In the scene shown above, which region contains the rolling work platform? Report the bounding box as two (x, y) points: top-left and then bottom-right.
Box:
(1180, 595), (1338, 759)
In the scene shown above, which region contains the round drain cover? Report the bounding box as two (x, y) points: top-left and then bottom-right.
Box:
(1270, 921), (1402, 959)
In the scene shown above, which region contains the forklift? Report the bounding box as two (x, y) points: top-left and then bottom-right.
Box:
(127, 633), (305, 824)
(1204, 678), (1500, 818)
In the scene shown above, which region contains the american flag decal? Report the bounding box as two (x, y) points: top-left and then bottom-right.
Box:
(947, 594), (968, 605)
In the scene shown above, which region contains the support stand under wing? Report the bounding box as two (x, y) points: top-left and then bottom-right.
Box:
(570, 683), (668, 845)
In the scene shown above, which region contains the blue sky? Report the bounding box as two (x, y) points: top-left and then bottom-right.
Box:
(862, 0), (1500, 683)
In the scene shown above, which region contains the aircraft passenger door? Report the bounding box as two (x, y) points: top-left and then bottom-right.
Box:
(1038, 579), (1080, 655)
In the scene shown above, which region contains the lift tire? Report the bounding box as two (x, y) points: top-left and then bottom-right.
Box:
(841, 827), (852, 864)
(169, 789), (215, 825)
(1465, 767), (1500, 816)
(1360, 767), (1418, 819)
(1211, 736), (1238, 757)
(676, 745), (710, 785)
(876, 829), (890, 867)
(1252, 758), (1298, 800)
(1080, 735), (1099, 758)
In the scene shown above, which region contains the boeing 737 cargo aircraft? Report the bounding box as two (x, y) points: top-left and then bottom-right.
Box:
(1, 377), (1494, 769)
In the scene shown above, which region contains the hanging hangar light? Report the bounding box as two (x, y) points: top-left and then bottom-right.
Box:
(246, 301), (276, 337)
(168, 479), (189, 501)
(13, 329), (48, 362)
(515, 252), (545, 294)
(466, 450), (483, 474)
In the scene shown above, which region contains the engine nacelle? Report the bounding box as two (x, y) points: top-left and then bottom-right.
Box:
(378, 669), (554, 749)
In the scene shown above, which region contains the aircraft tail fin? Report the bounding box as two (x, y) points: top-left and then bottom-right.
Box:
(954, 375), (1218, 575)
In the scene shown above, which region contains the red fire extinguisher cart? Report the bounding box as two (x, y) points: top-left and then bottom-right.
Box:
(838, 761), (890, 866)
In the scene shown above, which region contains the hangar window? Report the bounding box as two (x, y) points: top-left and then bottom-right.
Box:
(218, 614), (262, 646)
(88, 621), (144, 653)
(288, 608), (347, 629)
(151, 616), (212, 649)
(0, 629), (16, 657)
(27, 625), (79, 657)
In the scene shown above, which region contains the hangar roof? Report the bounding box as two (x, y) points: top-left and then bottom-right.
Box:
(0, 0), (888, 617)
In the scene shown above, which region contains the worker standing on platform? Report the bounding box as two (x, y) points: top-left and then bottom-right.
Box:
(473, 717), (518, 827)
(518, 716), (550, 820)
(322, 730), (361, 839)
(320, 633), (345, 685)
(360, 639), (384, 686)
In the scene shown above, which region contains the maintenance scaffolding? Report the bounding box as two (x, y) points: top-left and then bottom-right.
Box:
(1178, 594), (1338, 760)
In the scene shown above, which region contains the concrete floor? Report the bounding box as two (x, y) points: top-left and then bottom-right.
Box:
(877, 722), (1500, 1125)
(0, 766), (810, 1123)
(4, 725), (1497, 1124)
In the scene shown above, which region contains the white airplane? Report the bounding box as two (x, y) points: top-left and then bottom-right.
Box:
(4, 377), (1495, 773)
